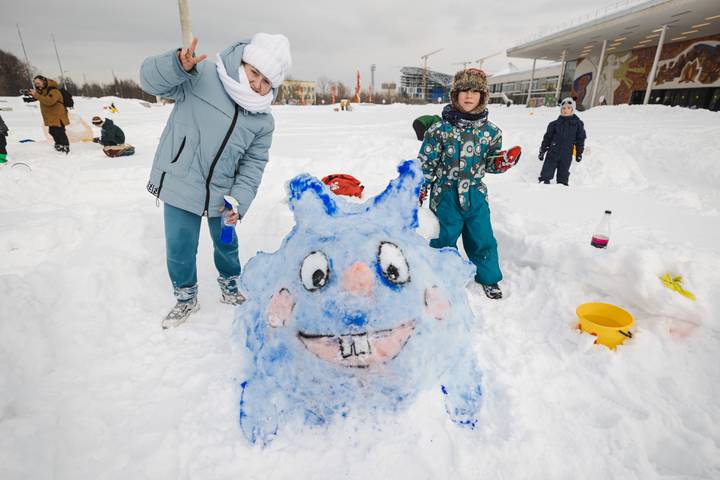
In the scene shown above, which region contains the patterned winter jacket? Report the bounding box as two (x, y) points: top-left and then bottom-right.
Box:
(418, 111), (508, 212)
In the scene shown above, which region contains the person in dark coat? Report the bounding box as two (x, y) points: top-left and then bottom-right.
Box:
(538, 97), (586, 185)
(91, 116), (125, 146)
(0, 114), (8, 164)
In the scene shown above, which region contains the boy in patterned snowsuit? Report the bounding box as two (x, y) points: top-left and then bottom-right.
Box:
(417, 69), (519, 299)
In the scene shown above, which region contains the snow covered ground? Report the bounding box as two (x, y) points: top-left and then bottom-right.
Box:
(1, 96), (719, 479)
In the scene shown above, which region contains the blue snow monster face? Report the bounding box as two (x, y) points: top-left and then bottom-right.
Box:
(235, 159), (483, 445)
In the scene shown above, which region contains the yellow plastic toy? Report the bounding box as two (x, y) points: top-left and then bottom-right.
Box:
(659, 273), (696, 301)
(576, 302), (635, 349)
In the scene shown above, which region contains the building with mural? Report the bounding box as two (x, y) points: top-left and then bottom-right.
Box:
(506, 0), (720, 110)
(274, 80), (316, 105)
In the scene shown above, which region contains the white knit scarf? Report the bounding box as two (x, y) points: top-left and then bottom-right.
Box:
(216, 54), (273, 114)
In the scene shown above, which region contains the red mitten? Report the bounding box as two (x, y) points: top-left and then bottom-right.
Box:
(489, 145), (522, 172)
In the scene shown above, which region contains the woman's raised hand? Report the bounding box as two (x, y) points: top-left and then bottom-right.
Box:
(178, 37), (207, 72)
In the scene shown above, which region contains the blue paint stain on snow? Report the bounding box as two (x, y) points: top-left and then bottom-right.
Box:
(234, 159), (484, 445)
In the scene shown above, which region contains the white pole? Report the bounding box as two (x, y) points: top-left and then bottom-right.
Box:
(51, 34), (66, 88)
(555, 50), (566, 102)
(643, 24), (668, 105)
(178, 0), (193, 48)
(16, 24), (34, 85)
(526, 58), (536, 106)
(589, 39), (608, 108)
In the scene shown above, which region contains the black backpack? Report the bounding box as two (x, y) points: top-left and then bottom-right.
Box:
(55, 87), (74, 109)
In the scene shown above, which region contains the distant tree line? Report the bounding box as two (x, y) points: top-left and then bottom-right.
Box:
(0, 49), (154, 101)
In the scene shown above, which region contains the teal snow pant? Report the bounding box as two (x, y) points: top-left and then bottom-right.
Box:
(429, 188), (503, 285)
(164, 203), (241, 301)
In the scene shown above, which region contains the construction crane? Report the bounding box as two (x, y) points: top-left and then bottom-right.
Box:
(452, 60), (474, 69)
(421, 48), (443, 101)
(475, 51), (504, 69)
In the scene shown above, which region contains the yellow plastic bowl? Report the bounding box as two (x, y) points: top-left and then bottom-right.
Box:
(576, 302), (634, 349)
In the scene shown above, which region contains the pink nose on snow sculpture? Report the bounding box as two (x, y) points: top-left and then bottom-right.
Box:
(341, 262), (375, 296)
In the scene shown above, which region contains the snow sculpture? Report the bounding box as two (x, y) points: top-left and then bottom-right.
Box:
(235, 159), (483, 445)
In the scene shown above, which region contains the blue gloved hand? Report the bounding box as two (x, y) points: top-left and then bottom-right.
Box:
(538, 151), (545, 161)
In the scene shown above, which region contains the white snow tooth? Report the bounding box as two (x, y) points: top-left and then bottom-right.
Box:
(353, 333), (370, 355)
(339, 335), (354, 358)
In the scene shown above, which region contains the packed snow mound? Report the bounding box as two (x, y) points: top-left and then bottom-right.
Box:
(0, 96), (718, 479)
(235, 160), (482, 445)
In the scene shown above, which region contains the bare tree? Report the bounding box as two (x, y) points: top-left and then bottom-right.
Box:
(316, 75), (330, 95)
(0, 49), (33, 95)
(336, 82), (348, 99)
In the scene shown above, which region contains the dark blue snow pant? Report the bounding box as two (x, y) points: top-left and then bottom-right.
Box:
(429, 188), (503, 285)
(163, 203), (241, 301)
(540, 153), (573, 184)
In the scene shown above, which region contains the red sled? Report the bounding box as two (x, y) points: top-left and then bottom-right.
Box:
(487, 145), (521, 172)
(321, 174), (364, 198)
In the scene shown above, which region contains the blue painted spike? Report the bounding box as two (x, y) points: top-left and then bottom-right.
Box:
(288, 174), (337, 215)
(372, 159), (422, 206)
(371, 159), (422, 229)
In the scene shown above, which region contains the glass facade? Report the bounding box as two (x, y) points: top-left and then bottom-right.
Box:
(489, 75), (560, 105)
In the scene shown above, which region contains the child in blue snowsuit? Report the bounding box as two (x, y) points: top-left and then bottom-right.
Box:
(538, 97), (586, 185)
(418, 69), (519, 299)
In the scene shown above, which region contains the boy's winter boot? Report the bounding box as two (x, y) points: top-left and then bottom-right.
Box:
(0, 153), (7, 164)
(481, 283), (503, 299)
(162, 297), (199, 329)
(218, 275), (246, 305)
(54, 144), (63, 152)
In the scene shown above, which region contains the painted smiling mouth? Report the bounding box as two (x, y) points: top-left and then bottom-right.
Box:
(297, 321), (416, 368)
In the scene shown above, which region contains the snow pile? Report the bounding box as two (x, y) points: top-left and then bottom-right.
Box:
(0, 96), (718, 479)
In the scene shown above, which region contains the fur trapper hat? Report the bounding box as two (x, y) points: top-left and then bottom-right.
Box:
(450, 68), (489, 113)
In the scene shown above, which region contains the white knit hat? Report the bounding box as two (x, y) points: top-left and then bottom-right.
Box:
(242, 33), (292, 88)
(560, 97), (576, 111)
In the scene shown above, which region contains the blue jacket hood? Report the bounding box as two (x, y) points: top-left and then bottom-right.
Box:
(218, 40), (250, 82)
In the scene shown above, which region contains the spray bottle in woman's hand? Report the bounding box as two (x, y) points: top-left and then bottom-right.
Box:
(221, 195), (240, 244)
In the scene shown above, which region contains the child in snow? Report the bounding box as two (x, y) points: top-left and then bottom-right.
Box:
(140, 34), (291, 329)
(0, 114), (8, 165)
(418, 68), (520, 299)
(412, 114), (441, 141)
(538, 97), (586, 185)
(91, 116), (125, 146)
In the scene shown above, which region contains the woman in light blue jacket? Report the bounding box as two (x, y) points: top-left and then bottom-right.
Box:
(140, 34), (291, 328)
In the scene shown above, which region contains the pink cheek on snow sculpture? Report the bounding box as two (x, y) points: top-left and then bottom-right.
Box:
(266, 288), (295, 327)
(341, 262), (375, 297)
(424, 286), (450, 321)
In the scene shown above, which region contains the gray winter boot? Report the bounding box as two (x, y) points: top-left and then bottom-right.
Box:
(162, 297), (199, 329)
(218, 275), (246, 306)
(162, 284), (199, 329)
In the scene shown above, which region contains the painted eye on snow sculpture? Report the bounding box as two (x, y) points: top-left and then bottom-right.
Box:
(377, 242), (410, 286)
(300, 251), (330, 291)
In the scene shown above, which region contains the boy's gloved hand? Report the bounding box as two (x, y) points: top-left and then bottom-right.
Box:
(538, 151), (545, 161)
(419, 188), (427, 206)
(575, 154), (582, 163)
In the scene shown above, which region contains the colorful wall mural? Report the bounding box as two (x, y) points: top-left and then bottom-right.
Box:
(573, 33), (720, 107)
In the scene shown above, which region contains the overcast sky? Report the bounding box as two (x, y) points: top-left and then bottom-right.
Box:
(2, 0), (615, 88)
